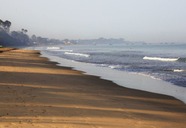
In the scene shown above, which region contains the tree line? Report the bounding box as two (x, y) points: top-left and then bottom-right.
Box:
(0, 19), (31, 46)
(0, 19), (65, 47)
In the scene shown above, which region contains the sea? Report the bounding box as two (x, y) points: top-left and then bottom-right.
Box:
(27, 42), (186, 103)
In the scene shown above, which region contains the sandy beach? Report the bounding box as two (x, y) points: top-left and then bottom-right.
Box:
(0, 48), (186, 128)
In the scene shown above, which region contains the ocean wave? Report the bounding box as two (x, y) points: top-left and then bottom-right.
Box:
(61, 49), (73, 52)
(131, 72), (161, 80)
(163, 69), (185, 73)
(51, 49), (73, 52)
(173, 69), (185, 72)
(178, 58), (186, 63)
(64, 52), (90, 57)
(143, 56), (179, 62)
(108, 65), (122, 69)
(46, 47), (61, 50)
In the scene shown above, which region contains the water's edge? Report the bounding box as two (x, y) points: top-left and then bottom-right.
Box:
(41, 51), (186, 104)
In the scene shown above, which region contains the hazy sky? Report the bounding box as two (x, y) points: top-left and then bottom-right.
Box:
(0, 0), (186, 43)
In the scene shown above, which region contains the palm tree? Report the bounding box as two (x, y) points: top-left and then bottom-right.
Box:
(3, 20), (11, 29)
(0, 19), (3, 25)
(0, 19), (3, 28)
(22, 28), (28, 33)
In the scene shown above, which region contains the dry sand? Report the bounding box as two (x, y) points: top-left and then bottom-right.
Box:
(0, 48), (186, 128)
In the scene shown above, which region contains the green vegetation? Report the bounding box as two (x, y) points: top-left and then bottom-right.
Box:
(0, 18), (65, 47)
(0, 19), (30, 46)
(0, 19), (11, 32)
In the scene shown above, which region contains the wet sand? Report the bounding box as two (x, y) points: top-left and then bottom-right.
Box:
(0, 48), (186, 128)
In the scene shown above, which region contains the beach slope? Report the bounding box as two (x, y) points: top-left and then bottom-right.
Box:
(0, 49), (186, 128)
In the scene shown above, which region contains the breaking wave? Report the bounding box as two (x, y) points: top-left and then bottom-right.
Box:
(52, 49), (73, 52)
(173, 69), (185, 72)
(46, 47), (61, 50)
(178, 58), (186, 63)
(143, 56), (179, 62)
(108, 65), (122, 69)
(64, 52), (90, 57)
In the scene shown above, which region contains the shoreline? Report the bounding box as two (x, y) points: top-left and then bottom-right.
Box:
(41, 51), (186, 104)
(0, 48), (186, 128)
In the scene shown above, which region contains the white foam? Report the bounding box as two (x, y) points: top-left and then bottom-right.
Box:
(41, 51), (186, 104)
(64, 52), (90, 57)
(173, 69), (184, 72)
(131, 72), (161, 80)
(143, 56), (179, 62)
(108, 65), (122, 69)
(60, 49), (73, 52)
(49, 49), (73, 52)
(46, 47), (61, 50)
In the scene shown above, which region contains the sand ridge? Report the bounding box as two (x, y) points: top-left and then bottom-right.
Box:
(0, 49), (186, 128)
